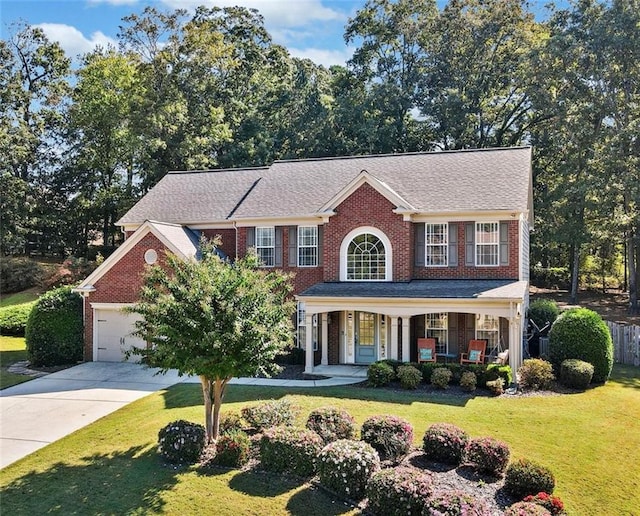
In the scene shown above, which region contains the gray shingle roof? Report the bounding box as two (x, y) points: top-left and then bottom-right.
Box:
(117, 147), (531, 225)
(299, 280), (527, 300)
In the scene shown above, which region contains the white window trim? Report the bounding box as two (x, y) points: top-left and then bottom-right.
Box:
(475, 221), (499, 267)
(339, 226), (393, 281)
(476, 314), (500, 355)
(297, 302), (318, 351)
(297, 225), (318, 267)
(425, 223), (448, 267)
(425, 313), (448, 354)
(256, 226), (275, 267)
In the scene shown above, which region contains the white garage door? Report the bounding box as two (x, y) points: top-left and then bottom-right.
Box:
(95, 308), (146, 362)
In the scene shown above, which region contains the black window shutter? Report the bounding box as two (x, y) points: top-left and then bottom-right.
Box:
(414, 223), (425, 267)
(465, 223), (475, 266)
(317, 225), (324, 267)
(500, 222), (509, 265)
(246, 227), (255, 250)
(288, 227), (297, 266)
(448, 223), (458, 266)
(275, 227), (283, 267)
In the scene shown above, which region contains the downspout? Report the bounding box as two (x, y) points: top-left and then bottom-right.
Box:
(233, 221), (238, 260)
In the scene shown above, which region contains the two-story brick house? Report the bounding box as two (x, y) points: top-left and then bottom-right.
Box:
(75, 147), (532, 374)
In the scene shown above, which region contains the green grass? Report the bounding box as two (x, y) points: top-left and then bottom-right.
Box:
(1, 365), (639, 515)
(0, 291), (39, 308)
(0, 336), (31, 389)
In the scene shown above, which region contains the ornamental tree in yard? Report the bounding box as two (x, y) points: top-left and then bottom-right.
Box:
(127, 239), (295, 442)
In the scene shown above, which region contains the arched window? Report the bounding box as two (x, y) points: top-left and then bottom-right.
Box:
(340, 227), (392, 281)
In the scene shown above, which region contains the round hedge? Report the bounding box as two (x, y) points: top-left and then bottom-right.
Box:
(25, 286), (83, 366)
(548, 308), (613, 383)
(528, 299), (560, 329)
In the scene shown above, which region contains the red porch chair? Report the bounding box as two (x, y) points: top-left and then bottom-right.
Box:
(460, 339), (487, 365)
(417, 338), (437, 363)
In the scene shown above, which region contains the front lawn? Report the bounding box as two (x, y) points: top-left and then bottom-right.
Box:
(1, 365), (638, 515)
(0, 336), (31, 389)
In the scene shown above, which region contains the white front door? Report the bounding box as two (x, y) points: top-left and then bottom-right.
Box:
(94, 309), (146, 362)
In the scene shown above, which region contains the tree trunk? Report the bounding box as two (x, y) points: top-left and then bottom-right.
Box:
(200, 376), (214, 443)
(629, 225), (639, 315)
(212, 378), (229, 441)
(570, 243), (580, 305)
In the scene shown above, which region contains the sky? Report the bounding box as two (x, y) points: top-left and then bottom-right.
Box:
(1, 0), (564, 68)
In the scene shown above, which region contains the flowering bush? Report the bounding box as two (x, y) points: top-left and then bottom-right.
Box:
(366, 466), (433, 516)
(523, 492), (565, 515)
(241, 399), (297, 430)
(368, 361), (396, 387)
(219, 411), (244, 435)
(423, 490), (491, 515)
(306, 407), (356, 443)
(259, 426), (323, 477)
(559, 359), (594, 390)
(518, 359), (555, 391)
(397, 365), (423, 389)
(504, 502), (552, 515)
(317, 439), (380, 500)
(157, 420), (206, 464)
(460, 371), (477, 392)
(431, 367), (452, 389)
(215, 430), (250, 467)
(361, 415), (414, 462)
(504, 459), (555, 499)
(464, 437), (510, 476)
(422, 423), (469, 465)
(486, 378), (505, 395)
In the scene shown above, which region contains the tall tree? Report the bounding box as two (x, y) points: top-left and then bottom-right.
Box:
(128, 240), (295, 442)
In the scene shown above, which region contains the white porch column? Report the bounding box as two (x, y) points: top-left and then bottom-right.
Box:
(401, 317), (411, 362)
(321, 313), (329, 366)
(509, 314), (523, 383)
(390, 317), (399, 360)
(305, 313), (314, 374)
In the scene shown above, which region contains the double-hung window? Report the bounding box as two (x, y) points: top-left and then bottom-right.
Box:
(425, 313), (448, 354)
(298, 226), (318, 267)
(256, 227), (275, 267)
(425, 223), (448, 267)
(476, 314), (499, 355)
(297, 302), (318, 351)
(475, 222), (499, 266)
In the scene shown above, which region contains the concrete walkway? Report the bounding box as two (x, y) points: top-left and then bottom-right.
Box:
(0, 362), (365, 469)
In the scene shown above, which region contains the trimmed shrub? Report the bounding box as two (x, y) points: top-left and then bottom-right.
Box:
(397, 364), (422, 389)
(241, 399), (297, 430)
(0, 257), (43, 294)
(446, 363), (463, 384)
(485, 364), (513, 387)
(423, 490), (491, 515)
(504, 502), (552, 516)
(460, 371), (477, 392)
(486, 378), (505, 396)
(421, 362), (442, 384)
(215, 430), (250, 467)
(464, 437), (510, 476)
(559, 359), (594, 390)
(158, 420), (206, 464)
(431, 367), (452, 389)
(317, 439), (380, 500)
(379, 359), (402, 373)
(523, 492), (565, 515)
(361, 415), (413, 462)
(518, 359), (555, 391)
(259, 426), (323, 477)
(548, 307), (613, 383)
(0, 301), (35, 336)
(219, 411), (244, 435)
(366, 466), (433, 516)
(367, 361), (395, 387)
(504, 459), (555, 499)
(306, 406), (356, 443)
(422, 423), (469, 465)
(528, 299), (560, 329)
(25, 286), (83, 366)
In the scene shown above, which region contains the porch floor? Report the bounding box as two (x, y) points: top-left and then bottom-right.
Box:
(312, 365), (368, 378)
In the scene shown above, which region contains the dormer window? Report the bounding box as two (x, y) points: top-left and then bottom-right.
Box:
(340, 227), (392, 281)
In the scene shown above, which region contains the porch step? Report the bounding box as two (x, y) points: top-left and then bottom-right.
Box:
(312, 365), (368, 378)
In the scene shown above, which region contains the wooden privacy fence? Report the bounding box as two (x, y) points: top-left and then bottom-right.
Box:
(605, 321), (640, 366)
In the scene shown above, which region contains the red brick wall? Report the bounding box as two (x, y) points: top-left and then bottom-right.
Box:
(323, 183), (412, 282)
(413, 220), (520, 280)
(200, 228), (236, 259)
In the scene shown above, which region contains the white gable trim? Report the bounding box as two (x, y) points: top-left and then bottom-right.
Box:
(75, 220), (194, 290)
(319, 170), (414, 215)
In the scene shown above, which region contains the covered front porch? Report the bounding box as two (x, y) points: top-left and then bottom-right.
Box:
(297, 280), (528, 376)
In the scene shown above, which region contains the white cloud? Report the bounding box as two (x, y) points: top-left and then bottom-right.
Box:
(160, 0), (346, 28)
(35, 23), (117, 59)
(288, 46), (352, 68)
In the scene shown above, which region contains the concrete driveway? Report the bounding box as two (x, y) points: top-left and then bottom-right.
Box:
(0, 362), (186, 469)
